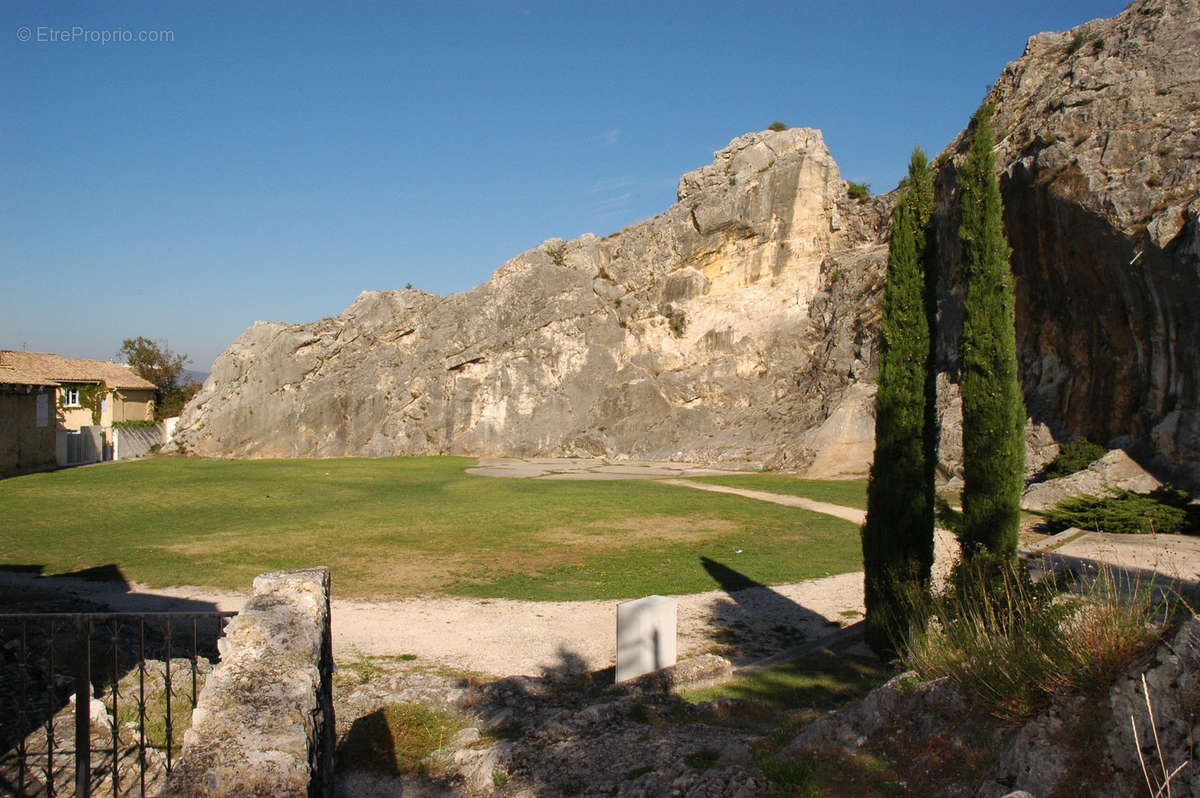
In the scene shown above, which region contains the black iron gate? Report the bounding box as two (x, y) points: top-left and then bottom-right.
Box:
(0, 611), (236, 797)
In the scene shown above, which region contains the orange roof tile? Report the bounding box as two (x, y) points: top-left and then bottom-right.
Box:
(0, 350), (157, 390)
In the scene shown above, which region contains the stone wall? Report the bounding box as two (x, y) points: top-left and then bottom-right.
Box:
(112, 422), (165, 460)
(164, 567), (335, 797)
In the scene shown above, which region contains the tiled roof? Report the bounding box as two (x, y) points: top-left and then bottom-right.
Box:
(0, 350), (157, 390)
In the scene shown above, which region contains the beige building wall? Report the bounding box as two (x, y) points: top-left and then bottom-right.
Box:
(58, 386), (155, 428)
(111, 389), (155, 423)
(0, 388), (58, 476)
(59, 400), (95, 431)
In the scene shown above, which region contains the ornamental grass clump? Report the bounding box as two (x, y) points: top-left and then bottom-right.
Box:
(900, 556), (1170, 721)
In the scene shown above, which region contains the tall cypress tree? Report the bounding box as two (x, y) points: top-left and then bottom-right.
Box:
(863, 147), (938, 655)
(958, 105), (1025, 561)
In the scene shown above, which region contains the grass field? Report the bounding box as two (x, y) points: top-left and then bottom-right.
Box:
(686, 474), (869, 510)
(0, 457), (864, 601)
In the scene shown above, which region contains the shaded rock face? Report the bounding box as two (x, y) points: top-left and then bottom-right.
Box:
(178, 129), (890, 471)
(935, 0), (1200, 484)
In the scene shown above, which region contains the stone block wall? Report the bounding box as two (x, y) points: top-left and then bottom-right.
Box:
(164, 567), (335, 797)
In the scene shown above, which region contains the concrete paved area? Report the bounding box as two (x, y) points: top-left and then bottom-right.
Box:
(1028, 528), (1200, 586)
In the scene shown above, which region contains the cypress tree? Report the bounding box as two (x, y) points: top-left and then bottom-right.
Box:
(958, 105), (1025, 562)
(862, 147), (938, 654)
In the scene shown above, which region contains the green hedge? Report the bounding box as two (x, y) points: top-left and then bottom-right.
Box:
(1044, 486), (1194, 535)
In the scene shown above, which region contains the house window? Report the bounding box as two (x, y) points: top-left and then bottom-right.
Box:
(64, 388), (81, 407)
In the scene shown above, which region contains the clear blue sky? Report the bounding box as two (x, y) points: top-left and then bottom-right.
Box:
(2, 0), (1125, 371)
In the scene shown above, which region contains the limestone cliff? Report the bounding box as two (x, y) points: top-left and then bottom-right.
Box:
(935, 0), (1200, 484)
(180, 0), (1200, 482)
(177, 129), (891, 474)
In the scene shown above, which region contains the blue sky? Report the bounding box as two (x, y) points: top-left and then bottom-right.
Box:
(2, 1), (1126, 370)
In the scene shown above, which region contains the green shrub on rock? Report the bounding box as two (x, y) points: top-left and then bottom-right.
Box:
(1040, 437), (1107, 480)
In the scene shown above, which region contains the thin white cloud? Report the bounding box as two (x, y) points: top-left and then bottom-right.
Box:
(549, 127), (623, 149)
(590, 176), (636, 193)
(590, 192), (634, 218)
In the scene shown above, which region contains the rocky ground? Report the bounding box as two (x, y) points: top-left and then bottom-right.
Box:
(329, 607), (1199, 798)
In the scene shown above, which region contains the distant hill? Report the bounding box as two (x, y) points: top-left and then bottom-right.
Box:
(182, 369), (209, 386)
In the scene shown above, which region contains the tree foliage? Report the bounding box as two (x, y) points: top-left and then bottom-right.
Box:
(958, 105), (1025, 561)
(862, 147), (939, 654)
(120, 337), (195, 420)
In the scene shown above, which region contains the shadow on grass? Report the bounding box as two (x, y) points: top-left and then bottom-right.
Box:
(701, 556), (840, 664)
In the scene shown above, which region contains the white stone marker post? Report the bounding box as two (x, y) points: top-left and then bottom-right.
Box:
(615, 595), (677, 682)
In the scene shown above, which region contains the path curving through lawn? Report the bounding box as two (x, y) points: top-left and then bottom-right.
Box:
(657, 479), (867, 523)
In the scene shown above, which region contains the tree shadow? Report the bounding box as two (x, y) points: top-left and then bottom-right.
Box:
(700, 556), (845, 665)
(330, 560), (869, 795)
(447, 643), (770, 797)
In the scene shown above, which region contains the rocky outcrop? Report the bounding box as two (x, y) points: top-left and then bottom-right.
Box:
(180, 0), (1200, 481)
(1021, 448), (1162, 511)
(784, 615), (1200, 797)
(934, 0), (1200, 485)
(177, 129), (890, 471)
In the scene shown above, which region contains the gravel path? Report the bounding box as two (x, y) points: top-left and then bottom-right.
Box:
(658, 478), (867, 523)
(0, 567), (870, 676)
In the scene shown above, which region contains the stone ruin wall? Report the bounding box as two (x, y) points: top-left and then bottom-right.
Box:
(164, 567), (335, 798)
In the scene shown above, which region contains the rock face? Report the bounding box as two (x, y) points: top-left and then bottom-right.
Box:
(1021, 448), (1162, 511)
(934, 0), (1200, 484)
(180, 0), (1200, 481)
(783, 615), (1200, 797)
(178, 129), (890, 471)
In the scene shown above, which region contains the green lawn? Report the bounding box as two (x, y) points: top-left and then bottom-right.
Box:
(686, 474), (869, 510)
(0, 457), (862, 601)
(682, 650), (889, 710)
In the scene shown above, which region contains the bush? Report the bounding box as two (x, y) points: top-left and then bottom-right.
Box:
(113, 419), (158, 429)
(846, 182), (871, 201)
(1043, 487), (1192, 535)
(1040, 437), (1107, 480)
(768, 121), (788, 132)
(900, 556), (1170, 720)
